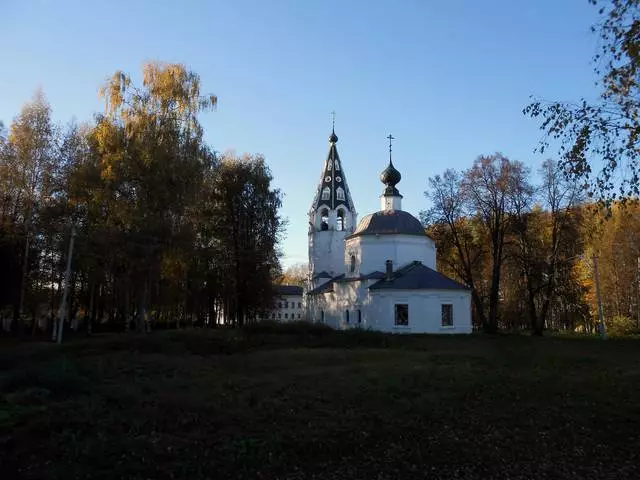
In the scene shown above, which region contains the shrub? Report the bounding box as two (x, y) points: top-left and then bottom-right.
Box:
(607, 315), (639, 337)
(0, 360), (89, 398)
(242, 320), (334, 336)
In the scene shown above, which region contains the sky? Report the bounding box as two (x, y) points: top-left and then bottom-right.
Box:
(1, 0), (601, 267)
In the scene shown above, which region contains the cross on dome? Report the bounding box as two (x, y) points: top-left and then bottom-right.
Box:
(380, 134), (401, 197)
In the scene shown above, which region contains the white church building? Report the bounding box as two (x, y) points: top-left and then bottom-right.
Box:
(305, 128), (472, 334)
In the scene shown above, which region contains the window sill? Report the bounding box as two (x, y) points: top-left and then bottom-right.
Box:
(440, 325), (455, 329)
(393, 325), (410, 329)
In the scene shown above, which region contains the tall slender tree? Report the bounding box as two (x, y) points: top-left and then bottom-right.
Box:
(462, 154), (528, 333)
(423, 169), (488, 329)
(5, 90), (57, 331)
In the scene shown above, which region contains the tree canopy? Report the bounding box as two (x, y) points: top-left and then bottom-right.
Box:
(0, 62), (284, 334)
(525, 0), (640, 204)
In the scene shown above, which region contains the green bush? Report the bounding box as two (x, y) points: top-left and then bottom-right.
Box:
(607, 315), (639, 337)
(242, 320), (334, 336)
(0, 360), (89, 398)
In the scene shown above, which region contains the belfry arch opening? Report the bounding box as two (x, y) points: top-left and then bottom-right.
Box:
(320, 208), (329, 231)
(337, 209), (345, 231)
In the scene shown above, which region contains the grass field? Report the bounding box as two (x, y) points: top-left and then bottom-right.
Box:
(1, 326), (640, 479)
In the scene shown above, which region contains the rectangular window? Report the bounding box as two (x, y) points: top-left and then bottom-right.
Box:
(441, 304), (453, 327)
(285, 301), (289, 309)
(394, 304), (409, 326)
(272, 313), (275, 319)
(298, 314), (301, 319)
(298, 302), (301, 308)
(278, 302), (282, 308)
(285, 313), (288, 319)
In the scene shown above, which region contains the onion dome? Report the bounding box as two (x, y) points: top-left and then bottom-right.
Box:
(380, 160), (401, 196)
(329, 129), (338, 144)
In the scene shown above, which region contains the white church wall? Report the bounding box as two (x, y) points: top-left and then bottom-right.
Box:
(307, 279), (374, 329)
(345, 235), (436, 276)
(308, 286), (471, 334)
(367, 290), (472, 334)
(330, 280), (371, 329)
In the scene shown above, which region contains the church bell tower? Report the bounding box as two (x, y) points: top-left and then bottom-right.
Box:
(308, 126), (357, 287)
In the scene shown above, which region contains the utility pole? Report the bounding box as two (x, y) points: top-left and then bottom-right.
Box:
(592, 255), (607, 339)
(53, 223), (76, 345)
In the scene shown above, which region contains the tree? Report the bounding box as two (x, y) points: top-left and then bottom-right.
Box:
(525, 0), (640, 204)
(423, 169), (488, 330)
(4, 90), (57, 331)
(206, 154), (284, 326)
(509, 160), (584, 335)
(92, 62), (216, 332)
(578, 201), (640, 332)
(425, 154), (529, 333)
(278, 263), (307, 287)
(463, 154), (529, 333)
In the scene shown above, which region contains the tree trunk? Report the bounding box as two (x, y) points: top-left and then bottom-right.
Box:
(486, 258), (501, 334)
(17, 231), (30, 335)
(526, 276), (542, 336)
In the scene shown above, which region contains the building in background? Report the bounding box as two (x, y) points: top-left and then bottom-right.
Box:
(263, 285), (304, 321)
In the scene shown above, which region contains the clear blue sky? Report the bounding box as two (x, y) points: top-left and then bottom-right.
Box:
(1, 0), (600, 267)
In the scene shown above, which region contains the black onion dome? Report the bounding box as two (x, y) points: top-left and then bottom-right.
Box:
(380, 161), (401, 186)
(347, 210), (425, 238)
(329, 130), (338, 143)
(380, 161), (401, 196)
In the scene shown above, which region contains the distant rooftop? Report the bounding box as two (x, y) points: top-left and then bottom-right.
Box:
(275, 285), (304, 296)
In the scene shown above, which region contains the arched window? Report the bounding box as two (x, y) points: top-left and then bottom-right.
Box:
(336, 187), (345, 201)
(320, 208), (329, 231)
(358, 309), (362, 324)
(321, 187), (330, 200)
(320, 310), (325, 323)
(350, 255), (356, 273)
(345, 310), (350, 323)
(336, 210), (345, 231)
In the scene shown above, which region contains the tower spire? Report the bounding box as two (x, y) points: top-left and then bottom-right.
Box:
(309, 125), (357, 280)
(329, 111), (338, 143)
(314, 125), (351, 210)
